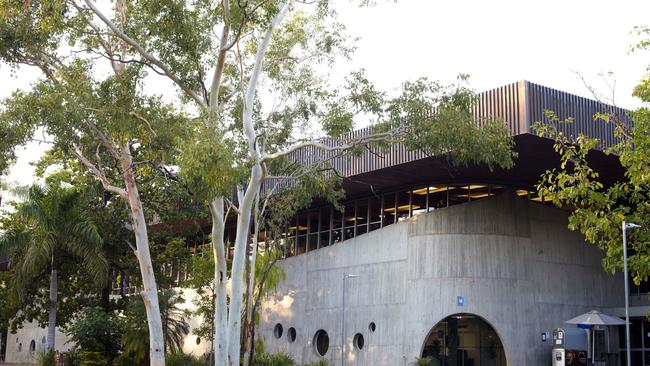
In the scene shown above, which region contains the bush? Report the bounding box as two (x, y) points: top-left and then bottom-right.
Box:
(166, 352), (205, 366)
(252, 352), (297, 366)
(36, 350), (56, 366)
(409, 357), (440, 366)
(302, 359), (330, 366)
(77, 351), (108, 366)
(62, 351), (80, 366)
(66, 307), (123, 361)
(111, 353), (136, 366)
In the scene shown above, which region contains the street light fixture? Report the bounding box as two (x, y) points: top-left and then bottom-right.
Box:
(622, 221), (642, 366)
(341, 273), (358, 366)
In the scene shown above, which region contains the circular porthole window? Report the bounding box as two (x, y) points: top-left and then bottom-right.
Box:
(353, 333), (365, 350)
(29, 340), (36, 354)
(287, 327), (296, 343)
(313, 329), (329, 356)
(368, 322), (376, 332)
(196, 337), (201, 345)
(273, 323), (283, 339)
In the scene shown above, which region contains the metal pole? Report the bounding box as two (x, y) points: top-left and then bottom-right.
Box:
(341, 274), (346, 366)
(341, 274), (357, 366)
(623, 221), (631, 366)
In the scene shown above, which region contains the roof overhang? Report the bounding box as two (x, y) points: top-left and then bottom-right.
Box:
(335, 133), (625, 200)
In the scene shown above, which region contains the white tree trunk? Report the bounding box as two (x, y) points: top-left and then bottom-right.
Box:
(243, 200), (260, 366)
(120, 144), (165, 366)
(47, 267), (57, 351)
(226, 167), (262, 366)
(225, 2), (292, 364)
(209, 198), (228, 366)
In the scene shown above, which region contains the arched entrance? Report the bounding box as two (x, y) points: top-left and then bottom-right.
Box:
(421, 313), (506, 366)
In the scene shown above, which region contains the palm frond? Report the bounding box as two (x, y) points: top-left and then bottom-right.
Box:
(0, 230), (30, 257)
(15, 201), (51, 230)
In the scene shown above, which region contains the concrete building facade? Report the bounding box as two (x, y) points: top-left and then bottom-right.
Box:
(258, 193), (624, 366)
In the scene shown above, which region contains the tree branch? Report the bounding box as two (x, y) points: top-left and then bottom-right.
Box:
(261, 128), (406, 163)
(82, 118), (120, 159)
(72, 143), (127, 198)
(83, 0), (207, 108)
(243, 0), (293, 155)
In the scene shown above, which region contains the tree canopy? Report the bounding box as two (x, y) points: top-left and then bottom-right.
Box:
(534, 27), (649, 287)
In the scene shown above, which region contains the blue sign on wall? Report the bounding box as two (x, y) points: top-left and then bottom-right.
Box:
(457, 296), (465, 307)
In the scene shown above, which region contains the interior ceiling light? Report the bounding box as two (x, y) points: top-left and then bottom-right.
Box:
(460, 185), (487, 190)
(344, 216), (365, 221)
(457, 192), (492, 199)
(516, 189), (529, 196)
(287, 225), (308, 231)
(412, 186), (451, 195)
(384, 204), (420, 213)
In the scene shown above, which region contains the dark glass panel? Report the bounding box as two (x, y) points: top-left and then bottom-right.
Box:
(428, 186), (449, 210)
(356, 199), (369, 230)
(411, 189), (428, 216)
(396, 191), (410, 221)
(343, 202), (355, 240)
(319, 206), (331, 248)
(296, 235), (307, 255)
(382, 193), (396, 227)
(632, 319), (643, 348)
(447, 185), (469, 206)
(332, 208), (343, 244)
(368, 195), (382, 229)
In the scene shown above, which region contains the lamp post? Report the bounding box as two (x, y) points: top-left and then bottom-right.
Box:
(341, 273), (358, 366)
(623, 221), (641, 366)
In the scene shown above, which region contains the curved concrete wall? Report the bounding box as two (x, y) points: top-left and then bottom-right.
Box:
(258, 193), (624, 365)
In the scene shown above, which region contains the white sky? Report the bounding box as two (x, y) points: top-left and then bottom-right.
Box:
(1, 0), (649, 203)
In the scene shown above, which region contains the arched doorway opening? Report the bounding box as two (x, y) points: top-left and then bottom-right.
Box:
(421, 313), (506, 366)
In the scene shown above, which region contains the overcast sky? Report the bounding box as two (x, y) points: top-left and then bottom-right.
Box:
(1, 0), (649, 197)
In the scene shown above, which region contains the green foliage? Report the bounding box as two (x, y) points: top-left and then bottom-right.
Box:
(165, 352), (206, 366)
(122, 289), (190, 363)
(77, 351), (108, 366)
(409, 357), (440, 366)
(533, 33), (650, 286)
(0, 181), (108, 330)
(251, 352), (297, 366)
(111, 353), (135, 366)
(302, 360), (330, 366)
(36, 349), (56, 366)
(65, 307), (123, 361)
(385, 76), (515, 171)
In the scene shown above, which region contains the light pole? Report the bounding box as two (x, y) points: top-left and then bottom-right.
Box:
(341, 273), (358, 366)
(623, 221), (641, 366)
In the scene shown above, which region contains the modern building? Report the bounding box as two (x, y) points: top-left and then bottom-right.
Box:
(254, 81), (640, 366)
(0, 81), (644, 366)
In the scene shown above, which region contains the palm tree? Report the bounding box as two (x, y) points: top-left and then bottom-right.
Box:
(0, 183), (107, 351)
(122, 289), (190, 364)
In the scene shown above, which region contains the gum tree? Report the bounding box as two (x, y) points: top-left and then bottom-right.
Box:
(0, 1), (515, 366)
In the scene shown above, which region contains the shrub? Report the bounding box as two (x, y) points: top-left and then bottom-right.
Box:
(111, 353), (136, 366)
(409, 357), (440, 366)
(36, 350), (56, 366)
(166, 352), (205, 366)
(62, 350), (80, 366)
(66, 307), (123, 361)
(303, 359), (330, 366)
(77, 351), (108, 366)
(252, 352), (297, 366)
